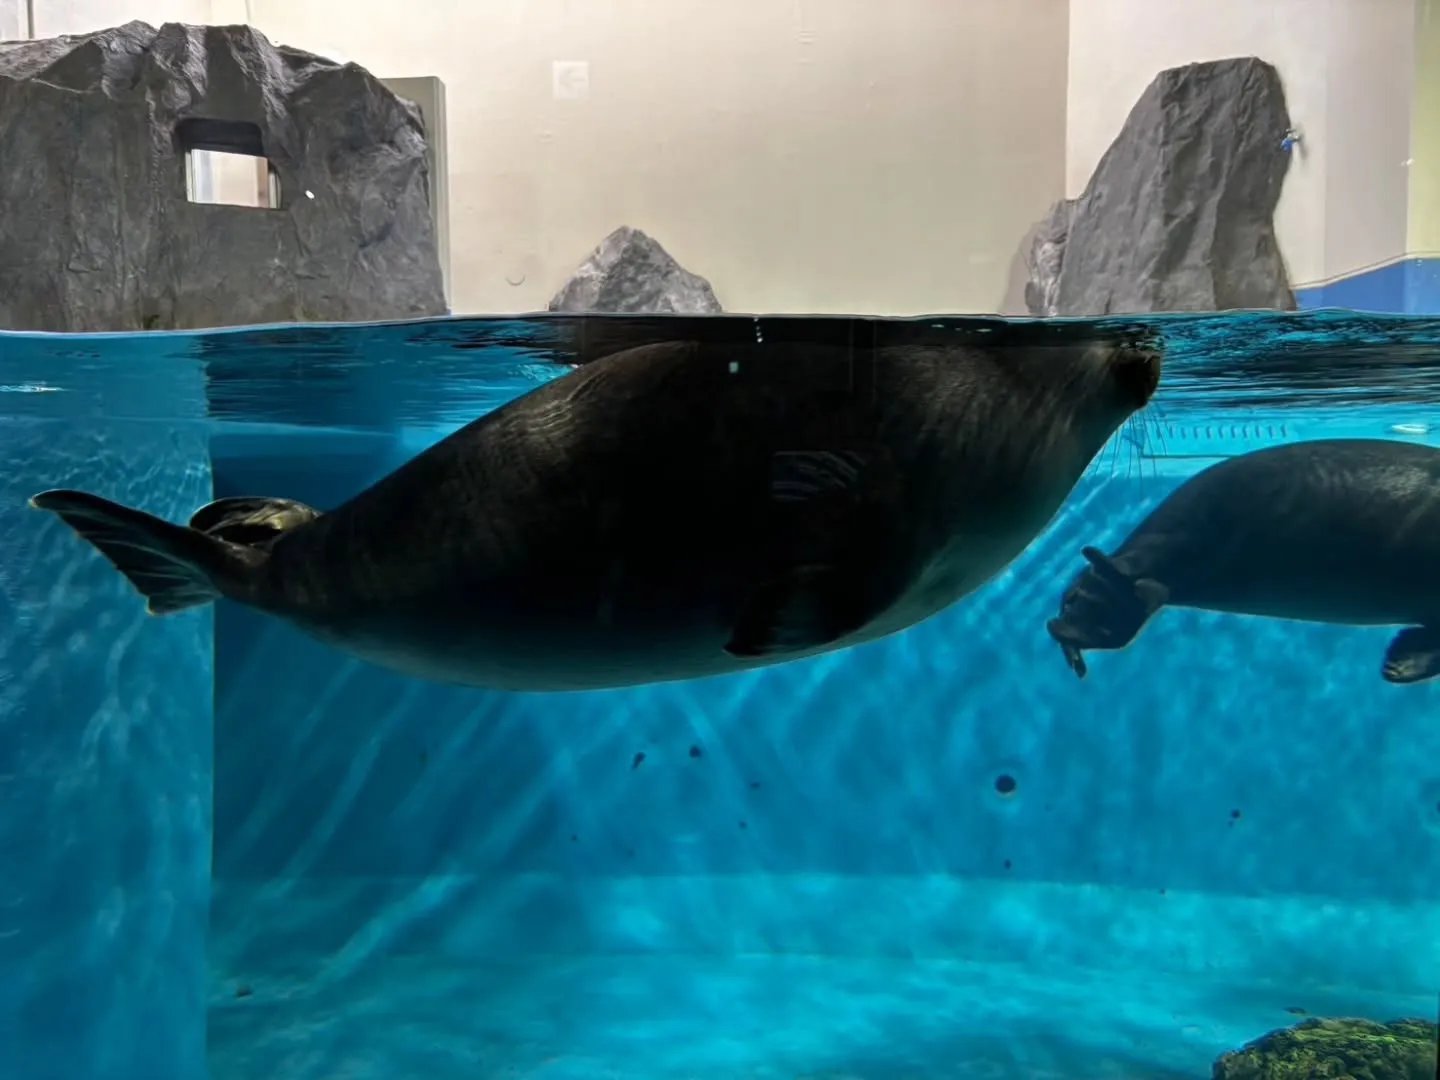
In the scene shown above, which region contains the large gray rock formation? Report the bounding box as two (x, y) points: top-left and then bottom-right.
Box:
(0, 21), (446, 332)
(549, 226), (724, 314)
(1020, 57), (1296, 317)
(1021, 199), (1075, 317)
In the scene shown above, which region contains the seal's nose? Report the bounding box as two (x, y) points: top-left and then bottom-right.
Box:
(1111, 340), (1163, 409)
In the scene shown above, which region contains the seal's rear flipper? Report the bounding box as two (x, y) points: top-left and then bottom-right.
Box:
(1080, 546), (1130, 583)
(1047, 547), (1169, 679)
(1045, 628), (1089, 679)
(1078, 547), (1170, 615)
(188, 496), (322, 546)
(1381, 626), (1440, 684)
(724, 564), (874, 658)
(1132, 577), (1169, 611)
(30, 489), (259, 616)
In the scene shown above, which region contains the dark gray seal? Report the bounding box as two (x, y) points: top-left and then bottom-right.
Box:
(33, 334), (1161, 692)
(1047, 438), (1440, 684)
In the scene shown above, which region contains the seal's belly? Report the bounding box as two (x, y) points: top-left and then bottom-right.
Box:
(857, 527), (1035, 641)
(290, 599), (776, 692)
(274, 472), (1082, 689)
(1173, 562), (1438, 626)
(287, 540), (991, 691)
(315, 633), (746, 691)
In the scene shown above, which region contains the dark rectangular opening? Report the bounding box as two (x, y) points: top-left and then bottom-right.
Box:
(176, 118), (281, 209)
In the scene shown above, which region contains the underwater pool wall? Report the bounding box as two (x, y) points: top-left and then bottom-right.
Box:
(206, 453), (1440, 1020)
(6, 307), (1436, 1074)
(0, 342), (213, 1080)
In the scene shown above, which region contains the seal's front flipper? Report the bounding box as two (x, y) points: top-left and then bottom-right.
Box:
(725, 563), (875, 658)
(29, 489), (262, 615)
(188, 496), (322, 546)
(768, 448), (871, 504)
(1381, 626), (1440, 684)
(725, 447), (901, 659)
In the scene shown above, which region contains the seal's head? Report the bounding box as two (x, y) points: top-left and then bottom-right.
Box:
(971, 333), (1162, 508)
(1046, 546), (1170, 678)
(1062, 335), (1163, 441)
(979, 332), (1163, 480)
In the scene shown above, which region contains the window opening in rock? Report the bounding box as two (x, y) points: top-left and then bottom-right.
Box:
(176, 119), (281, 209)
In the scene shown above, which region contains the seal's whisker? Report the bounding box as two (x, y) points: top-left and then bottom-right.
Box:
(1129, 405), (1170, 481)
(1097, 428), (1125, 482)
(1146, 401), (1172, 456)
(1112, 414), (1148, 482)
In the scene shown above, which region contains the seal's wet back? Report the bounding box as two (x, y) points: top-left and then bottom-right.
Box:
(33, 331), (1161, 691)
(1048, 438), (1440, 684)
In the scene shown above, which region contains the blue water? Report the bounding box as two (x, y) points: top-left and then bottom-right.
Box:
(3, 310), (1440, 1080)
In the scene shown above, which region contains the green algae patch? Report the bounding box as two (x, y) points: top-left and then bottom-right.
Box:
(1213, 1016), (1439, 1080)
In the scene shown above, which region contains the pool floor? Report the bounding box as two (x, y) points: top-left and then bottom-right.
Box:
(205, 952), (1431, 1079)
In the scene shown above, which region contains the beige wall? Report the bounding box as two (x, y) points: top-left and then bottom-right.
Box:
(0, 0), (21, 39)
(1321, 0), (1414, 282)
(1067, 0), (1415, 287)
(238, 0), (1070, 317)
(1410, 0), (1440, 254)
(30, 0), (209, 35)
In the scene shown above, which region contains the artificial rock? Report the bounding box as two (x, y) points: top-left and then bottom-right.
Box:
(1022, 57), (1296, 317)
(548, 226), (724, 315)
(0, 21), (446, 332)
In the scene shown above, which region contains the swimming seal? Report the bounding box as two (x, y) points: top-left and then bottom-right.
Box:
(1047, 438), (1440, 684)
(32, 333), (1161, 692)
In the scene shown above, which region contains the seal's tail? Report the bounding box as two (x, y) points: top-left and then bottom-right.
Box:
(29, 489), (260, 615)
